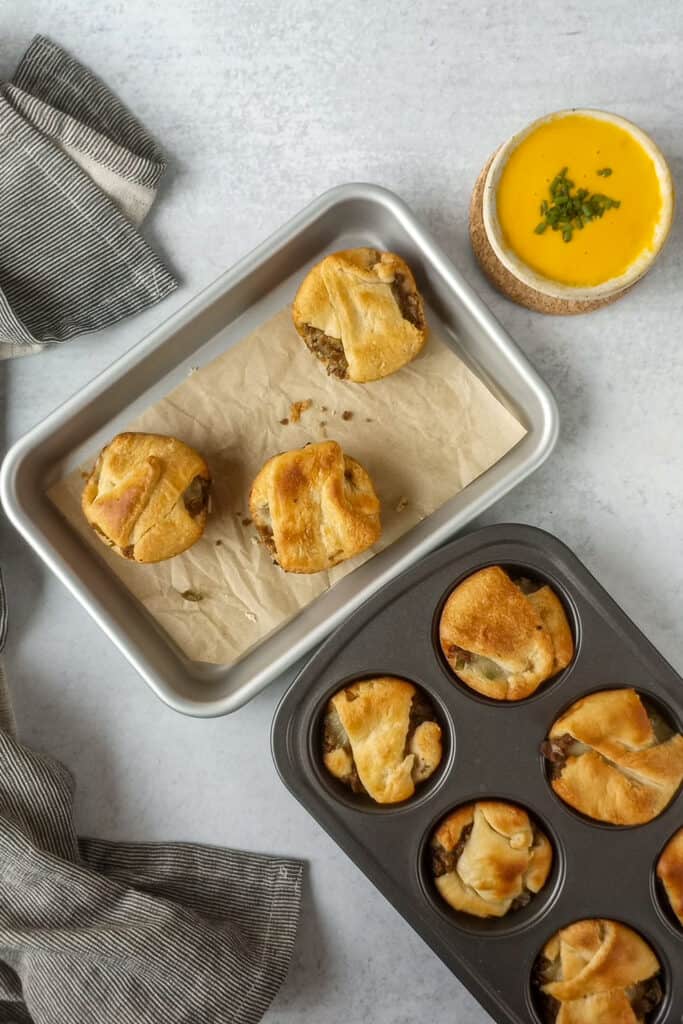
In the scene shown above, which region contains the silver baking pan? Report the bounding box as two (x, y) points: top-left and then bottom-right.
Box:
(1, 183), (558, 717)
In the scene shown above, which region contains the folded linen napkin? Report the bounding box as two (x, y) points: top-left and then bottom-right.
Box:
(0, 35), (177, 360)
(0, 575), (303, 1024)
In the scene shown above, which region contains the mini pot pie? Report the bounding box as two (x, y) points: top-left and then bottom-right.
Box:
(542, 688), (683, 826)
(656, 827), (683, 927)
(249, 440), (381, 574)
(533, 919), (663, 1024)
(292, 247), (427, 382)
(322, 677), (442, 804)
(82, 432), (211, 563)
(439, 566), (573, 700)
(430, 801), (552, 919)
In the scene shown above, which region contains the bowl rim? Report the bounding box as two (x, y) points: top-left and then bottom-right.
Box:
(482, 108), (675, 302)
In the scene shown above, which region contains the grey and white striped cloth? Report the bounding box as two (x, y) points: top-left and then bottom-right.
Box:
(0, 35), (177, 360)
(0, 575), (303, 1024)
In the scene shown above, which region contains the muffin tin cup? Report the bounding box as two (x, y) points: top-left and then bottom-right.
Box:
(271, 524), (683, 1024)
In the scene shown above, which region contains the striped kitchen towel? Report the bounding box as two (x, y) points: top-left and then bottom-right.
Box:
(0, 584), (303, 1024)
(0, 35), (177, 360)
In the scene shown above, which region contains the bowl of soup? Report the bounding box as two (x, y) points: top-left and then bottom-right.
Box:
(482, 109), (674, 303)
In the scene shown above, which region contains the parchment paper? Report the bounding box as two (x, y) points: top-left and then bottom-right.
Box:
(48, 306), (526, 665)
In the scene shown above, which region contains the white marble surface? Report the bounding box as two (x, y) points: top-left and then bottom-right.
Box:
(1, 3), (682, 1021)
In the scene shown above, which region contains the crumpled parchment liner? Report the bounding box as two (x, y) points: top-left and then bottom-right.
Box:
(48, 306), (526, 665)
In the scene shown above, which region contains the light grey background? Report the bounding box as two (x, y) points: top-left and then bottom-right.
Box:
(1, 3), (682, 1022)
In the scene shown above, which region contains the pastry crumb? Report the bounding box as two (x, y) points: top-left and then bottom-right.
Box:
(251, 536), (259, 545)
(178, 589), (204, 602)
(245, 611), (257, 623)
(188, 365), (199, 375)
(342, 410), (353, 421)
(289, 399), (312, 423)
(279, 418), (289, 426)
(242, 517), (252, 526)
(396, 496), (409, 512)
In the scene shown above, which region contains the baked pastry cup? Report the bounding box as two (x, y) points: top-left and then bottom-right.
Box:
(82, 432), (211, 563)
(439, 566), (573, 700)
(656, 827), (683, 927)
(322, 677), (442, 804)
(292, 247), (427, 383)
(430, 801), (552, 919)
(533, 919), (662, 1023)
(542, 688), (683, 826)
(249, 440), (381, 574)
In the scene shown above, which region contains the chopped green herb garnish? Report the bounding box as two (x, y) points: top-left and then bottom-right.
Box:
(533, 167), (621, 242)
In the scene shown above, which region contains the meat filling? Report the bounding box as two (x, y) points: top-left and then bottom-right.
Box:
(182, 475), (211, 517)
(300, 325), (349, 378)
(629, 978), (663, 1019)
(540, 733), (576, 777)
(431, 822), (474, 877)
(391, 271), (425, 329)
(253, 502), (277, 558)
(531, 957), (561, 1024)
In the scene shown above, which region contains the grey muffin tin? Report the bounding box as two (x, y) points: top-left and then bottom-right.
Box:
(272, 524), (683, 1024)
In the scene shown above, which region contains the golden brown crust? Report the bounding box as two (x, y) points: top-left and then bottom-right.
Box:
(249, 440), (381, 574)
(469, 155), (630, 315)
(656, 827), (683, 926)
(546, 688), (683, 825)
(321, 677), (442, 804)
(431, 800), (552, 918)
(526, 586), (574, 671)
(438, 566), (574, 700)
(81, 432), (211, 564)
(538, 919), (661, 1023)
(292, 247), (428, 382)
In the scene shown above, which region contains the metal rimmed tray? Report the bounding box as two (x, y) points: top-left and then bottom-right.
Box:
(272, 524), (683, 1024)
(1, 184), (557, 717)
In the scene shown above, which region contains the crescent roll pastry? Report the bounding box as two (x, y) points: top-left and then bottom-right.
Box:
(439, 566), (574, 700)
(292, 247), (428, 382)
(430, 801), (552, 918)
(249, 440), (381, 574)
(322, 677), (442, 804)
(656, 827), (683, 926)
(82, 432), (211, 563)
(533, 919), (662, 1024)
(542, 688), (683, 825)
